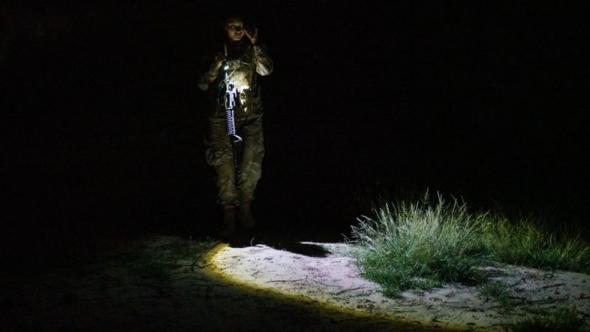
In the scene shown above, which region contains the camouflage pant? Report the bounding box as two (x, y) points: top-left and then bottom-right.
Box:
(205, 115), (265, 208)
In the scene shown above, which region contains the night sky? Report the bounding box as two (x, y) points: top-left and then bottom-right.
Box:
(3, 1), (589, 270)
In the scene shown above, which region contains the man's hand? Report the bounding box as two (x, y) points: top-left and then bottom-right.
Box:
(245, 27), (258, 45)
(214, 53), (225, 68)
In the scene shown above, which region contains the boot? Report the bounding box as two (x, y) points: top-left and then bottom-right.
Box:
(219, 207), (237, 239)
(238, 200), (256, 229)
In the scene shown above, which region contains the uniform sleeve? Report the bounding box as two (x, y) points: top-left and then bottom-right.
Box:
(198, 55), (223, 91)
(252, 45), (273, 76)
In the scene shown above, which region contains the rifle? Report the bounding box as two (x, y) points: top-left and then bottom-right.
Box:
(221, 63), (243, 144)
(220, 60), (244, 182)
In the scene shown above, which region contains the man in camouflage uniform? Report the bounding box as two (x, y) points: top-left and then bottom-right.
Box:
(198, 16), (273, 237)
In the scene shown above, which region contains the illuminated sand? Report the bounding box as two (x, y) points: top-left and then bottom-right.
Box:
(210, 242), (590, 331)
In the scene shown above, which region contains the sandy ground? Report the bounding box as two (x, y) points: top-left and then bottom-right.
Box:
(2, 235), (589, 331)
(212, 240), (590, 331)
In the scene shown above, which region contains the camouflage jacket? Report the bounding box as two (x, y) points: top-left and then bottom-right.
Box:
(198, 41), (273, 119)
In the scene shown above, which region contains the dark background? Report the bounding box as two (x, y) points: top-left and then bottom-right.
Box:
(3, 1), (588, 270)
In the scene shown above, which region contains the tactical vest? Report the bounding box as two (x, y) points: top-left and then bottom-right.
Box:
(213, 43), (263, 119)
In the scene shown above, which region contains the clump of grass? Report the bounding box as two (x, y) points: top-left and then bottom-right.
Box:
(123, 238), (218, 282)
(346, 193), (492, 296)
(479, 281), (514, 312)
(130, 258), (172, 282)
(482, 218), (590, 273)
(511, 306), (586, 332)
(346, 191), (590, 297)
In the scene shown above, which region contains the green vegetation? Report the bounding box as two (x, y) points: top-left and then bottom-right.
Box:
(511, 306), (586, 332)
(346, 192), (590, 297)
(121, 238), (218, 283)
(478, 281), (514, 312)
(483, 218), (590, 273)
